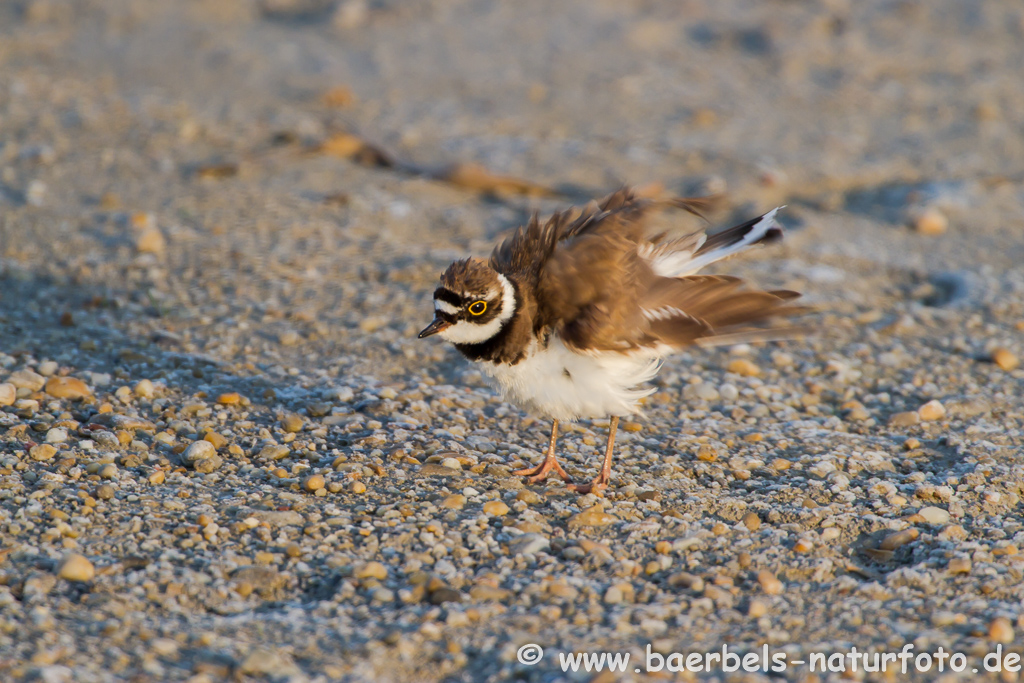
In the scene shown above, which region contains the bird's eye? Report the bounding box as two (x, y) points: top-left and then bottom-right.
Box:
(468, 301), (487, 316)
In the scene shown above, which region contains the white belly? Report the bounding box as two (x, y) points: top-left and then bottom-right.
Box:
(479, 337), (661, 421)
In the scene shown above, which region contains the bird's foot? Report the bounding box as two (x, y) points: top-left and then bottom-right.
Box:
(513, 455), (573, 484)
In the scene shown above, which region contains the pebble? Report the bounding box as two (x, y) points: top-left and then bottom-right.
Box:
(350, 481), (367, 494)
(568, 505), (618, 528)
(133, 379), (155, 398)
(303, 474), (325, 492)
(9, 369), (46, 391)
(45, 427), (69, 443)
(193, 456), (223, 473)
(911, 206), (948, 235)
(727, 359), (760, 377)
(888, 411), (920, 427)
(748, 599), (768, 618)
(44, 376), (92, 400)
(136, 228), (166, 255)
(992, 348), (1019, 371)
(989, 617), (1014, 644)
(0, 383), (15, 406)
(741, 512), (761, 531)
(440, 457), (462, 470)
(281, 414), (304, 433)
(355, 562), (388, 580)
(757, 570), (783, 595)
(57, 554), (95, 582)
(916, 506), (950, 525)
(218, 392), (242, 405)
(30, 444), (58, 461)
(880, 528), (918, 551)
(917, 400), (946, 421)
(98, 463), (118, 479)
(482, 500), (509, 516)
(184, 440), (217, 464)
(948, 557), (972, 574)
(441, 494), (466, 509)
(509, 533), (549, 555)
(96, 484), (115, 500)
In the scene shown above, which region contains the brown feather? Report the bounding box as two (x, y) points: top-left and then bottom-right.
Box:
(479, 188), (804, 358)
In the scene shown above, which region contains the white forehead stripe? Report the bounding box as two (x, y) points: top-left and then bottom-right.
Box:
(434, 300), (460, 315)
(439, 273), (516, 345)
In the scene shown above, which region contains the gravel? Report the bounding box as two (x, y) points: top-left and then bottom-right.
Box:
(1, 1), (1023, 682)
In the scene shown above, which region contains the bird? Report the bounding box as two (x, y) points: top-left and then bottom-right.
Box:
(418, 188), (804, 495)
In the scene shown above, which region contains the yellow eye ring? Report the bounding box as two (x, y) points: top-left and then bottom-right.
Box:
(468, 301), (487, 316)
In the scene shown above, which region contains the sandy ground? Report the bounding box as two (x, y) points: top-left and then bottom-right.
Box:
(1, 0), (1024, 681)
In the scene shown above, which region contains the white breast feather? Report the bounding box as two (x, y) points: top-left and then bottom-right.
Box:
(480, 336), (661, 422)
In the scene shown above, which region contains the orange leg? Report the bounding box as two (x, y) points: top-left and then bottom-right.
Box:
(513, 419), (573, 484)
(568, 416), (619, 496)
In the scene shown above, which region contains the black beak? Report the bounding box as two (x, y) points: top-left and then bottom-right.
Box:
(418, 318), (452, 339)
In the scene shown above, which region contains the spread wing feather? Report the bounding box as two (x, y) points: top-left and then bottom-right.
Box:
(489, 188), (804, 354)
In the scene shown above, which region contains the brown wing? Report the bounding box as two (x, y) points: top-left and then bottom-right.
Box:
(638, 276), (807, 349)
(490, 188), (802, 353)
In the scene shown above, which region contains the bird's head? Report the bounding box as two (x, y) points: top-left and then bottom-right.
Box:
(418, 258), (516, 345)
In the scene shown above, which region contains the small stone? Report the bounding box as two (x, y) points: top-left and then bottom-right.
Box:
(741, 512), (761, 531)
(350, 481), (367, 494)
(8, 369), (46, 391)
(0, 383), (15, 406)
(204, 432), (228, 449)
(748, 598), (768, 618)
(757, 570), (783, 595)
(469, 585), (510, 602)
(355, 562), (387, 580)
(727, 359), (760, 377)
(30, 444), (58, 461)
(696, 445), (718, 462)
(281, 414), (303, 433)
(719, 383), (739, 401)
(96, 484), (115, 500)
(217, 392), (241, 405)
(98, 463), (118, 479)
(259, 445), (290, 461)
(918, 400), (946, 421)
(603, 583), (635, 605)
(440, 457), (462, 470)
(912, 206), (948, 236)
(193, 456), (223, 474)
(948, 557), (972, 574)
(133, 379), (155, 398)
(148, 470), (165, 485)
(136, 228), (166, 255)
(917, 506), (950, 525)
(371, 587), (394, 603)
(793, 538), (814, 553)
(903, 437), (921, 450)
(880, 528), (918, 551)
(992, 348), (1019, 371)
(509, 533), (549, 555)
(569, 505), (618, 528)
(516, 489), (542, 505)
(888, 411), (920, 427)
(57, 554), (95, 582)
(440, 494), (466, 509)
(482, 500), (509, 516)
(989, 617), (1014, 644)
(184, 440), (217, 465)
(44, 377), (92, 400)
(303, 474), (325, 492)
